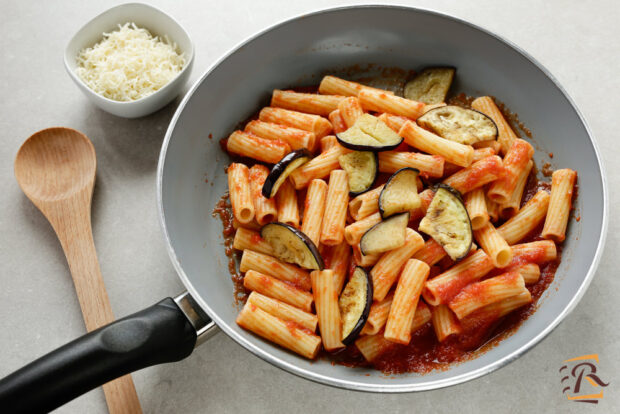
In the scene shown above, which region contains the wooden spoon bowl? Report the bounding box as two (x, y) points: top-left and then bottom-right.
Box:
(15, 128), (96, 203)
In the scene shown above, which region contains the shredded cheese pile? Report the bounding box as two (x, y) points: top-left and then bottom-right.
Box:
(76, 23), (186, 102)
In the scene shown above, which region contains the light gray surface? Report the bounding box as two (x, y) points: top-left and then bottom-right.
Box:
(0, 0), (617, 412)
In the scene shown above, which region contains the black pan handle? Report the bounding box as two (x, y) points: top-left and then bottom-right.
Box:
(0, 295), (210, 413)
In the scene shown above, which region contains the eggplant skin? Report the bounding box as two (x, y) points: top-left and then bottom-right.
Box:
(338, 151), (378, 196)
(418, 184), (473, 260)
(260, 222), (324, 270)
(378, 167), (421, 218)
(262, 149), (311, 198)
(360, 212), (409, 256)
(404, 67), (455, 104)
(336, 114), (403, 151)
(339, 267), (373, 345)
(417, 106), (498, 145)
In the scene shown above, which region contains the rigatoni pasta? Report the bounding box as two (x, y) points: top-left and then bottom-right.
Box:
(542, 169), (577, 242)
(214, 72), (578, 372)
(243, 270), (313, 312)
(399, 121), (474, 167)
(497, 190), (550, 244)
(236, 302), (321, 359)
(311, 270), (345, 351)
(384, 259), (430, 344)
(289, 142), (349, 189)
(349, 185), (383, 220)
(272, 89), (345, 116)
(247, 291), (318, 331)
(249, 165), (278, 225)
(356, 302), (431, 361)
(233, 227), (274, 256)
(323, 241), (352, 294)
(228, 163), (255, 224)
(338, 97), (364, 128)
(275, 180), (299, 227)
(227, 130), (290, 164)
(361, 293), (394, 335)
(465, 188), (490, 230)
(300, 179), (328, 246)
(412, 239), (448, 266)
(487, 139), (534, 204)
(423, 250), (494, 305)
(319, 75), (394, 97)
(344, 212), (382, 245)
(448, 271), (525, 319)
(359, 88), (425, 119)
(328, 109), (348, 134)
(473, 222), (513, 267)
(471, 96), (518, 155)
(431, 305), (462, 342)
(442, 155), (503, 194)
(320, 169), (349, 246)
(240, 250), (311, 291)
(259, 107), (332, 139)
(378, 151), (444, 177)
(371, 228), (425, 301)
(499, 160), (533, 219)
(245, 120), (315, 151)
(352, 243), (381, 267)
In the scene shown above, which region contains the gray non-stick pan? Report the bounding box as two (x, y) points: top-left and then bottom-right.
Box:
(0, 5), (607, 412)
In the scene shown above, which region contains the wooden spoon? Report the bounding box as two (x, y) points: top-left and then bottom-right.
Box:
(14, 127), (142, 414)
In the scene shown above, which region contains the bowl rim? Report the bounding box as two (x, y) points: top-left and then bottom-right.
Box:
(63, 2), (195, 106)
(157, 4), (609, 392)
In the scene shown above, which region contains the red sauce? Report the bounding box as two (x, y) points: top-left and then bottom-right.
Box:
(434, 274), (473, 304)
(447, 93), (475, 109)
(494, 98), (533, 138)
(393, 141), (410, 152)
(258, 273), (273, 287)
(212, 194), (247, 304)
(211, 79), (572, 375)
(284, 320), (317, 338)
(462, 157), (504, 192)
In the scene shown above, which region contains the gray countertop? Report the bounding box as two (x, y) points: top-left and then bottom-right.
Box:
(1, 1), (618, 412)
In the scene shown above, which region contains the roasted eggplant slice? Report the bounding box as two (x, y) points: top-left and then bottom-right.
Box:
(378, 168), (421, 218)
(261, 222), (324, 270)
(418, 184), (473, 260)
(338, 151), (378, 196)
(360, 212), (409, 256)
(262, 149), (311, 198)
(336, 114), (403, 151)
(404, 67), (455, 104)
(417, 106), (498, 145)
(339, 267), (373, 345)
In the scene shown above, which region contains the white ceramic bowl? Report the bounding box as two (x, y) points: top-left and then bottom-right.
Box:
(64, 3), (194, 118)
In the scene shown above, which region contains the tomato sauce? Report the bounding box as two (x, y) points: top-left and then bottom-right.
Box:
(212, 194), (248, 304)
(211, 80), (569, 375)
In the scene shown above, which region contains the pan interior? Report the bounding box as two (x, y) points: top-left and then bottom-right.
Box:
(158, 6), (605, 391)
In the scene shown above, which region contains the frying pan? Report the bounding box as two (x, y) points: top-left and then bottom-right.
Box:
(0, 5), (607, 412)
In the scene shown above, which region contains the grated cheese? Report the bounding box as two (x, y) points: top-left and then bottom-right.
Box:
(76, 23), (186, 102)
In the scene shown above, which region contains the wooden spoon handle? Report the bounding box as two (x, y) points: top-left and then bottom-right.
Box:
(52, 199), (142, 414)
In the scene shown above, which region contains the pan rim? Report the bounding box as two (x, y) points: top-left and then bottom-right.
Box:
(156, 4), (608, 392)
